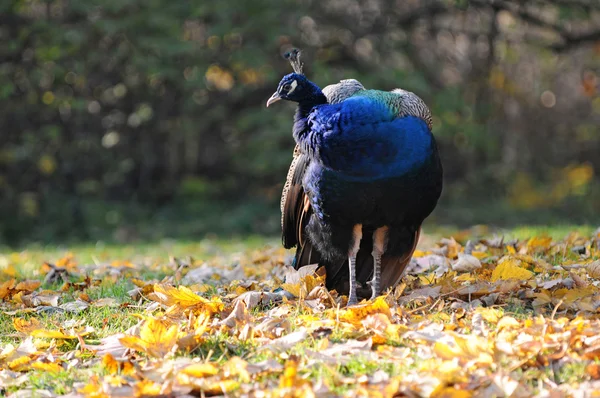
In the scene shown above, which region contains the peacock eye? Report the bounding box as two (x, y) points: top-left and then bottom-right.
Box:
(282, 83), (292, 92)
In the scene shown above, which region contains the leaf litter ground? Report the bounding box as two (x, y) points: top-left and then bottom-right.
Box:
(1, 227), (600, 397)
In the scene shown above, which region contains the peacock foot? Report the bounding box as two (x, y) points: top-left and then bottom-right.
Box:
(347, 295), (358, 306)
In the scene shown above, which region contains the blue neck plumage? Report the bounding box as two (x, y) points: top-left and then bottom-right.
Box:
(293, 89), (327, 141)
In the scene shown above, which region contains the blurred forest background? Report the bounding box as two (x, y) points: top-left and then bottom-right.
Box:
(1, 0), (600, 245)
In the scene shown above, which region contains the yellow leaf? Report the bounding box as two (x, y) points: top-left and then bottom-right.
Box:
(281, 282), (302, 298)
(471, 251), (488, 260)
(433, 341), (460, 360)
(134, 380), (162, 396)
(453, 335), (493, 364)
(434, 333), (493, 365)
(200, 379), (239, 395)
(223, 357), (250, 383)
(513, 254), (553, 271)
(1, 264), (18, 277)
(181, 363), (219, 378)
(193, 312), (210, 335)
(105, 375), (128, 387)
(526, 236), (552, 253)
(497, 316), (521, 330)
(119, 336), (149, 354)
(475, 307), (503, 324)
(77, 376), (109, 398)
(30, 362), (63, 373)
(279, 359), (299, 389)
(15, 279), (40, 292)
(281, 267), (326, 299)
(177, 373), (240, 395)
(371, 333), (388, 345)
(102, 353), (135, 376)
(110, 260), (135, 268)
(102, 354), (120, 375)
(437, 360), (462, 375)
(131, 278), (148, 288)
(139, 317), (177, 344)
(555, 287), (596, 304)
(445, 238), (461, 259)
(31, 329), (78, 339)
(306, 273), (325, 292)
(431, 386), (473, 398)
(13, 317), (42, 334)
(339, 296), (391, 325)
(151, 284), (223, 315)
(491, 258), (533, 282)
(55, 254), (78, 270)
(120, 317), (179, 357)
(8, 355), (32, 370)
(454, 273), (475, 282)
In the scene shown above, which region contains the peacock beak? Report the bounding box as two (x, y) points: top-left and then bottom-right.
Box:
(266, 92), (282, 107)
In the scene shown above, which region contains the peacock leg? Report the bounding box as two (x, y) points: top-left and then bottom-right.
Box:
(347, 224), (363, 306)
(370, 226), (389, 300)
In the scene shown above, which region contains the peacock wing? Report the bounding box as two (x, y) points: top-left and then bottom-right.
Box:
(281, 145), (311, 249)
(379, 228), (421, 291)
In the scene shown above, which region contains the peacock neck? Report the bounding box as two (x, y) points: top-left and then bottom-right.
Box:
(293, 93), (327, 140)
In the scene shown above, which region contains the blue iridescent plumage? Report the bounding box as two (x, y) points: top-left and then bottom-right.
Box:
(270, 66), (442, 305)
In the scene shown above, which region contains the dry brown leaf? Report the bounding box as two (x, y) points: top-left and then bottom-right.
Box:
(218, 299), (251, 329)
(0, 279), (17, 300)
(260, 329), (308, 353)
(452, 253), (482, 272)
(14, 280), (41, 292)
(586, 260), (600, 278)
(587, 363), (600, 380)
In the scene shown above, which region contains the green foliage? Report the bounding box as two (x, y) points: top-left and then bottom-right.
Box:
(1, 0), (599, 244)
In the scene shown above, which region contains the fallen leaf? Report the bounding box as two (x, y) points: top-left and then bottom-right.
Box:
(13, 318), (42, 334)
(491, 257), (534, 282)
(120, 317), (179, 357)
(149, 284), (223, 315)
(587, 260), (600, 278)
(181, 363), (219, 378)
(260, 329), (308, 353)
(281, 265), (325, 299)
(452, 253), (482, 272)
(14, 280), (41, 292)
(339, 296), (391, 325)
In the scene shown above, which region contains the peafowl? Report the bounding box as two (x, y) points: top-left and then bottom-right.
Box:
(268, 51), (442, 304)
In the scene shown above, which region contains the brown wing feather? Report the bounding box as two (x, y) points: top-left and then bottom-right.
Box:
(379, 228), (421, 290)
(281, 145), (310, 249)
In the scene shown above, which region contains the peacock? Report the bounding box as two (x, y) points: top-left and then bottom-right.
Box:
(268, 51), (443, 304)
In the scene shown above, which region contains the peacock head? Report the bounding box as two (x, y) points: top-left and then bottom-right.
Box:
(266, 73), (323, 107)
(267, 48), (326, 107)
